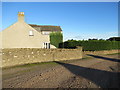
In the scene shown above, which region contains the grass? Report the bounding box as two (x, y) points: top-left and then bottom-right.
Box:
(81, 57), (89, 60)
(17, 61), (57, 67)
(106, 53), (120, 55)
(3, 61), (58, 70)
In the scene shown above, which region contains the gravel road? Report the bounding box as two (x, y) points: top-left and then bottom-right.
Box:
(2, 54), (120, 88)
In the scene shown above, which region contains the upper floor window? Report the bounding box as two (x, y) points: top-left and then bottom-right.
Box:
(29, 30), (34, 36)
(42, 31), (51, 35)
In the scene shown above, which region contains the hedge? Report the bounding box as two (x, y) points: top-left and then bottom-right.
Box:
(50, 32), (63, 48)
(59, 40), (120, 51)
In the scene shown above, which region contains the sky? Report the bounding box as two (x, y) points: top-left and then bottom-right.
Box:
(2, 2), (118, 41)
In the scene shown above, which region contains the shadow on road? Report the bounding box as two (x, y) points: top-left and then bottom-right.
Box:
(87, 54), (120, 63)
(54, 61), (120, 88)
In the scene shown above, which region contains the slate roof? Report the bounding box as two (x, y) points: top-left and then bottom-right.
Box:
(29, 24), (62, 32)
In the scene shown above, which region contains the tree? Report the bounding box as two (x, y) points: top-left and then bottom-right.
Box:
(107, 37), (120, 41)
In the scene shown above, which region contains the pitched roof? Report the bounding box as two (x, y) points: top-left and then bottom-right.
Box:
(29, 24), (62, 32)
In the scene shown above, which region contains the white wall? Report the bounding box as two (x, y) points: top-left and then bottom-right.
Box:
(2, 21), (56, 48)
(0, 32), (2, 49)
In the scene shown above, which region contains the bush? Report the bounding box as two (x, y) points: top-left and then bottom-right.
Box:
(59, 40), (120, 51)
(50, 32), (63, 48)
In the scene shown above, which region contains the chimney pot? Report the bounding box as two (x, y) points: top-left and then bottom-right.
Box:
(18, 12), (25, 22)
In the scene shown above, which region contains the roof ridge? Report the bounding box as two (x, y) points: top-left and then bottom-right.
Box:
(29, 24), (62, 32)
(29, 24), (60, 27)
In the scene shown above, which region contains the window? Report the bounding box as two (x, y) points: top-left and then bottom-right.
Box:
(43, 42), (50, 49)
(42, 31), (51, 35)
(29, 30), (34, 36)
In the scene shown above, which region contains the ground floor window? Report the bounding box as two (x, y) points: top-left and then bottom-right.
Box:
(43, 42), (50, 49)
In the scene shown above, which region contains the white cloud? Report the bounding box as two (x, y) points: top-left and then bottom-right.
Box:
(63, 31), (118, 41)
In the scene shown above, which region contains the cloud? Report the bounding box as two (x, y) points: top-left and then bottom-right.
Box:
(63, 31), (118, 41)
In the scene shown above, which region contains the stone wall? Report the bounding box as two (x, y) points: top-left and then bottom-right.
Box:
(83, 49), (119, 57)
(1, 48), (119, 68)
(2, 48), (82, 67)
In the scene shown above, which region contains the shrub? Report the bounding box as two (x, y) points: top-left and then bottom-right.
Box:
(50, 32), (63, 48)
(59, 40), (120, 51)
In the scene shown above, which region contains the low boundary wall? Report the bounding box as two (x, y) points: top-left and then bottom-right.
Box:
(83, 49), (119, 57)
(2, 48), (82, 67)
(1, 48), (119, 68)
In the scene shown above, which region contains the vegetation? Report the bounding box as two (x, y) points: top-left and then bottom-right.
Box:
(107, 37), (120, 41)
(59, 39), (120, 51)
(50, 32), (63, 48)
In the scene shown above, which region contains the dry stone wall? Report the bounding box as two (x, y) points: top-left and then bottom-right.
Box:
(83, 49), (119, 57)
(1, 48), (119, 68)
(2, 48), (82, 67)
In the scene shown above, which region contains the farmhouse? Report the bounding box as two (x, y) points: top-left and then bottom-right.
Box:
(1, 12), (62, 49)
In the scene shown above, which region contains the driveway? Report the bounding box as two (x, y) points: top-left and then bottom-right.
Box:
(2, 54), (120, 88)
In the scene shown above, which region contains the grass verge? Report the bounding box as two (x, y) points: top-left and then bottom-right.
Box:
(106, 53), (120, 55)
(3, 61), (58, 70)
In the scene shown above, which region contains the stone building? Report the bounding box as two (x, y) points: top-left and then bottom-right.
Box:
(1, 12), (62, 49)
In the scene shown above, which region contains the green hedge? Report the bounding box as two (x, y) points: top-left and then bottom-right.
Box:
(59, 40), (120, 51)
(50, 32), (63, 48)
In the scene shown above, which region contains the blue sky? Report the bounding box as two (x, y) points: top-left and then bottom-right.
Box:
(2, 2), (118, 40)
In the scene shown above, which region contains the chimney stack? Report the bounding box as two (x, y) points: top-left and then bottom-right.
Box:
(18, 12), (24, 22)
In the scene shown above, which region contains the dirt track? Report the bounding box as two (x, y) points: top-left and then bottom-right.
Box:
(2, 54), (120, 88)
